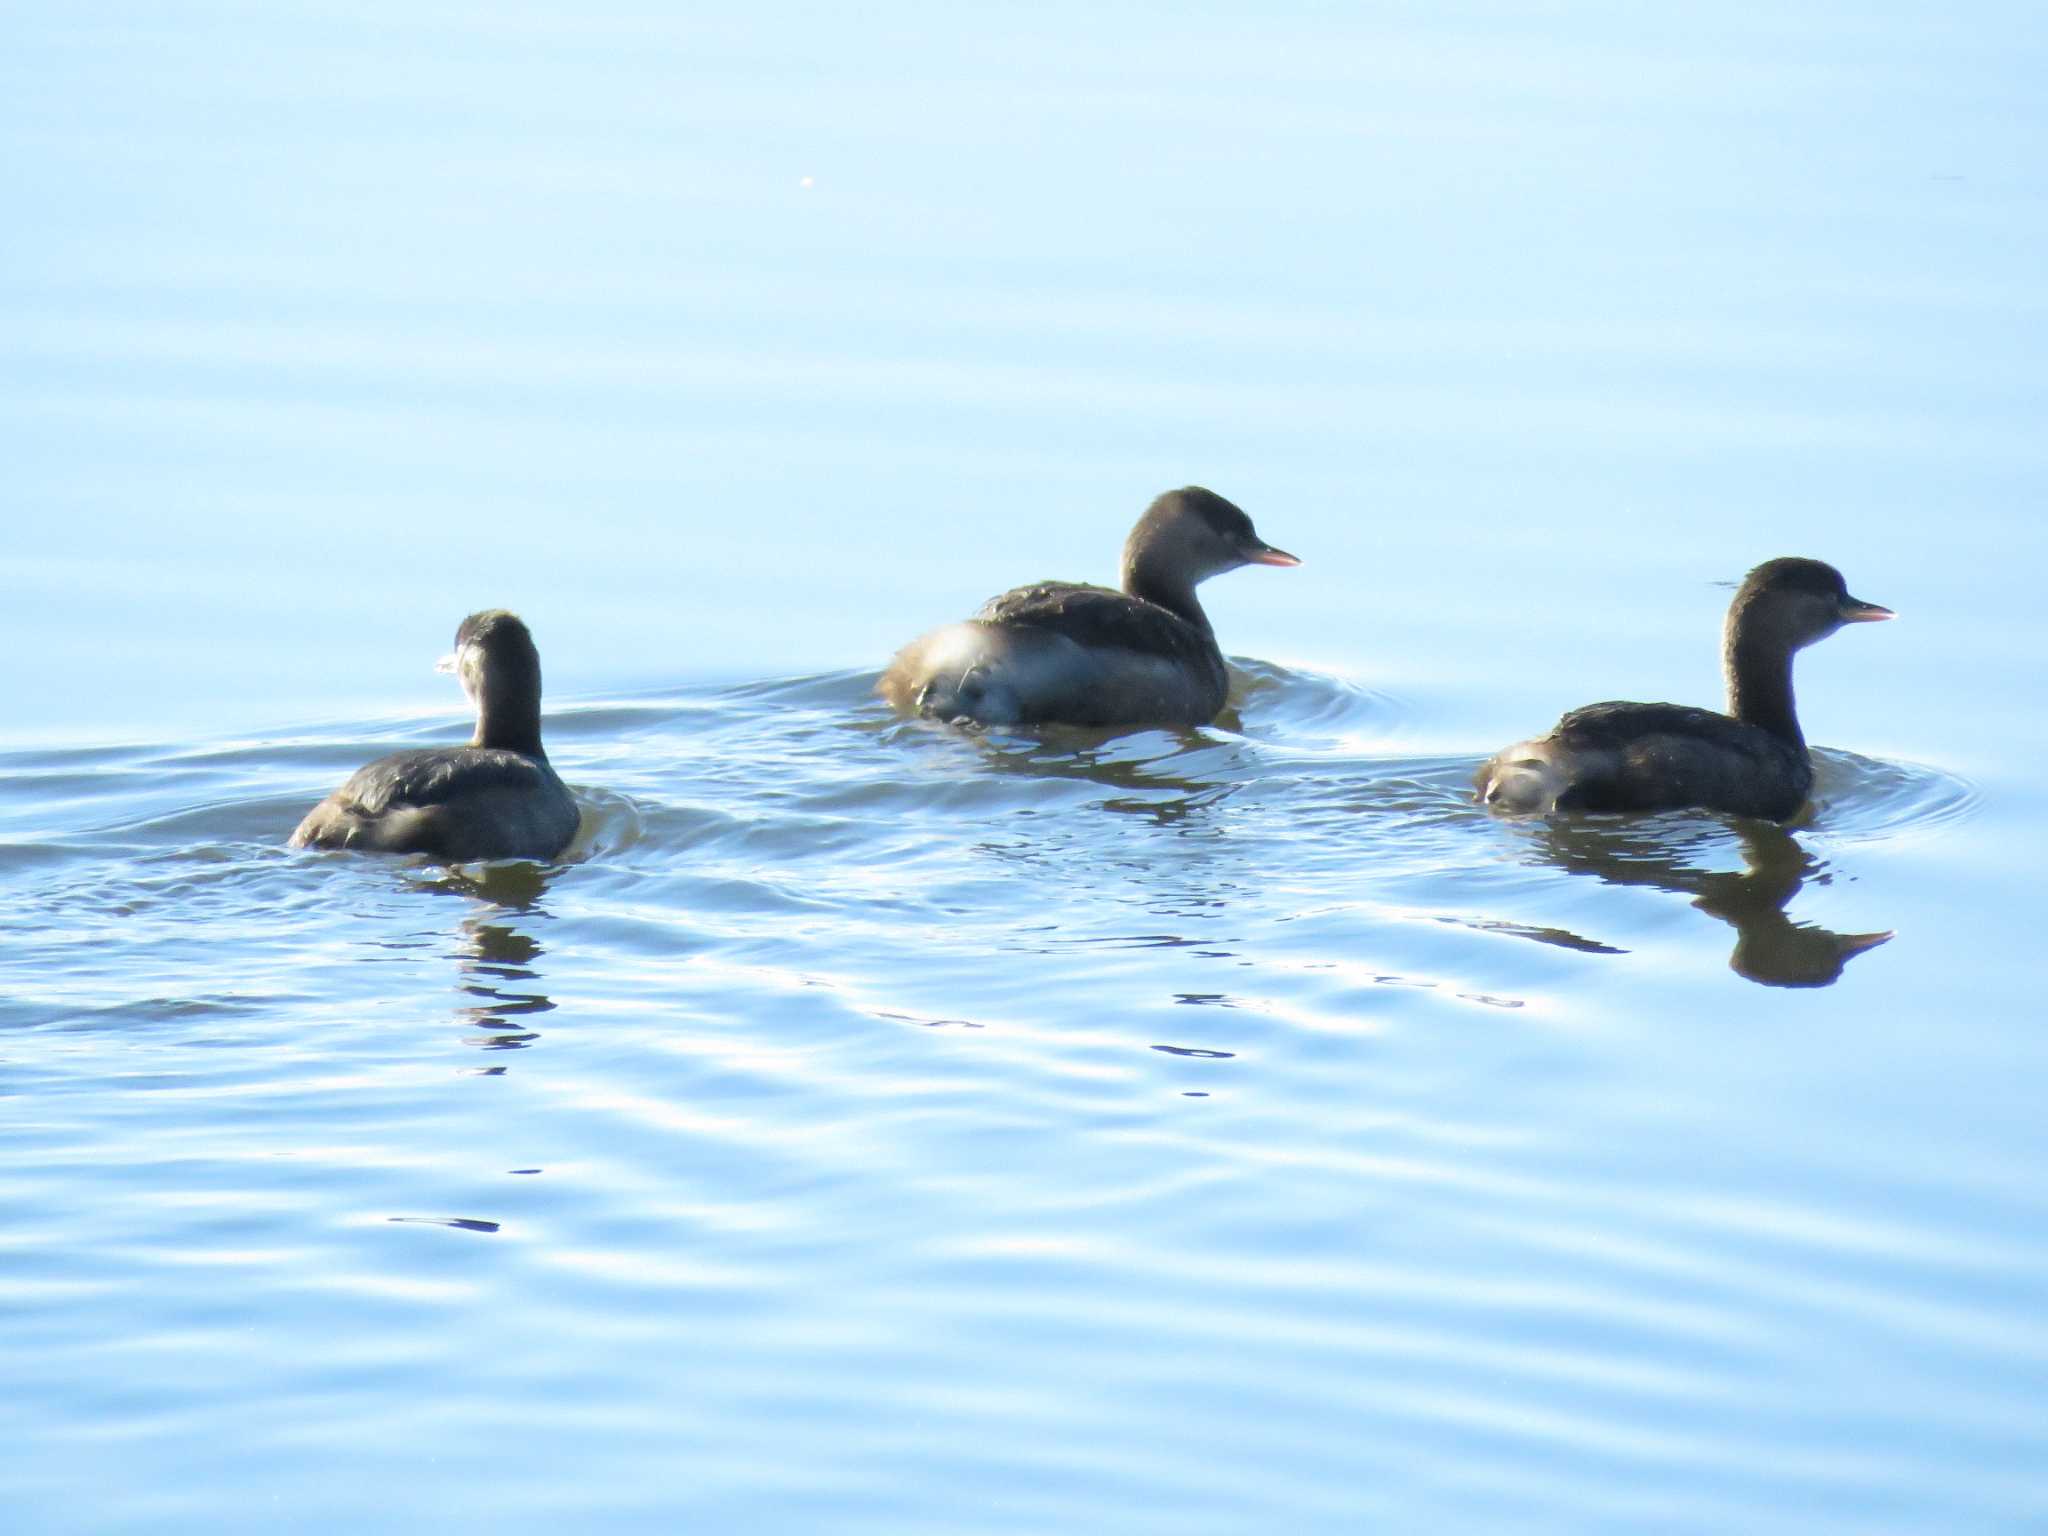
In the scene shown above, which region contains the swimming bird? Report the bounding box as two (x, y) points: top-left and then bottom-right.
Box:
(1476, 558), (1892, 821)
(289, 610), (581, 862)
(879, 486), (1300, 727)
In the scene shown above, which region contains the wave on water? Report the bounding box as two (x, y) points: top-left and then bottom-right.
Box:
(0, 662), (1981, 1022)
(0, 656), (2029, 1536)
(1806, 749), (1980, 843)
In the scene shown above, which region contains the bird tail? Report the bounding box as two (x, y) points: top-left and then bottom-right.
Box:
(879, 625), (1026, 725)
(1476, 743), (1571, 814)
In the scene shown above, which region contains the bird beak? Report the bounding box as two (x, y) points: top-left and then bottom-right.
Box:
(436, 651), (460, 674)
(1244, 541), (1302, 568)
(1839, 597), (1894, 623)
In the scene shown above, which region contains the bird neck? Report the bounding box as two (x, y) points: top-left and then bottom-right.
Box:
(1121, 550), (1213, 634)
(1723, 615), (1803, 748)
(472, 689), (546, 757)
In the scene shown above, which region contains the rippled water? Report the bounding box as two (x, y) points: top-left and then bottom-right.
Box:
(10, 0), (2048, 1530)
(6, 662), (2038, 1532)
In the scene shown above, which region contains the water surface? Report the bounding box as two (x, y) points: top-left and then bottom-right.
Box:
(5, 2), (2048, 1532)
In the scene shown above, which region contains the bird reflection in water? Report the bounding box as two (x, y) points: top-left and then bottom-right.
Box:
(946, 725), (1265, 951)
(1516, 816), (1891, 988)
(963, 723), (1244, 827)
(414, 862), (557, 1050)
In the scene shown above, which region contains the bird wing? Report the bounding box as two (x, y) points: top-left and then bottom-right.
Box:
(973, 582), (1214, 668)
(334, 748), (553, 816)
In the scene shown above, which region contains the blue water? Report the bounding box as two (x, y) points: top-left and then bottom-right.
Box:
(6, 3), (2048, 1531)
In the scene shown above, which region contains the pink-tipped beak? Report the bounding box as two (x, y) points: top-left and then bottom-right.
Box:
(1841, 597), (1894, 623)
(1245, 542), (1301, 568)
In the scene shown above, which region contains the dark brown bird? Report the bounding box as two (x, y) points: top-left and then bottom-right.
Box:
(879, 487), (1300, 727)
(289, 610), (580, 862)
(1477, 558), (1893, 821)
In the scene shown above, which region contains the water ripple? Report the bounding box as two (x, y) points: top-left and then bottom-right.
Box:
(0, 661), (2035, 1535)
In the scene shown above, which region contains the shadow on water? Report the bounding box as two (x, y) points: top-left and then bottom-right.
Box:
(1514, 816), (1893, 989)
(879, 657), (1387, 826)
(411, 862), (558, 1052)
(962, 724), (1242, 823)
(411, 860), (555, 911)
